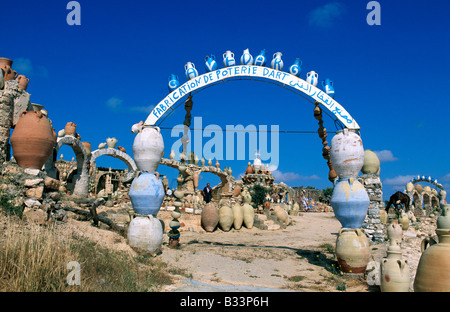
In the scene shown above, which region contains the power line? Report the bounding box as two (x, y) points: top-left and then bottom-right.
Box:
(159, 127), (337, 134)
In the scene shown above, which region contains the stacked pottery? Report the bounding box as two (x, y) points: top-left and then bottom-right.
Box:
(11, 111), (57, 169)
(127, 215), (163, 255)
(335, 228), (370, 274)
(201, 202), (219, 232)
(414, 204), (450, 292)
(128, 172), (165, 216)
(132, 125), (164, 173)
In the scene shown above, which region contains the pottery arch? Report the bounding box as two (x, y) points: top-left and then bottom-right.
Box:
(89, 148), (138, 183)
(44, 135), (89, 197)
(144, 65), (359, 130)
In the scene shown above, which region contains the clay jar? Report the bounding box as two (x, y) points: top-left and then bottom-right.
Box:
(65, 122), (77, 136)
(16, 75), (29, 91)
(0, 57), (16, 82)
(11, 111), (56, 169)
(380, 249), (410, 292)
(242, 203), (254, 229)
(437, 204), (450, 229)
(128, 172), (165, 216)
(219, 204), (233, 232)
(81, 142), (92, 156)
(201, 202), (219, 232)
(335, 228), (370, 273)
(127, 215), (163, 255)
(330, 129), (365, 179)
(361, 149), (380, 175)
(232, 203), (244, 230)
(132, 125), (164, 172)
(414, 229), (450, 292)
(387, 220), (403, 245)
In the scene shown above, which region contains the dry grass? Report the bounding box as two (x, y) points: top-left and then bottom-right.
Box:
(0, 212), (181, 292)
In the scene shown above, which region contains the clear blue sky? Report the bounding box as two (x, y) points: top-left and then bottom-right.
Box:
(3, 0), (450, 200)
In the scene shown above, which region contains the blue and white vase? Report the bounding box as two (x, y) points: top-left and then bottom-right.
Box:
(289, 58), (302, 77)
(271, 52), (283, 70)
(322, 78), (335, 98)
(240, 48), (253, 65)
(205, 55), (218, 72)
(185, 62), (198, 80)
(254, 49), (267, 66)
(129, 172), (165, 216)
(223, 50), (235, 67)
(168, 74), (180, 92)
(306, 71), (319, 86)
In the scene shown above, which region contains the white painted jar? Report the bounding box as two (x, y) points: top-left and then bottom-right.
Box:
(240, 48), (253, 65)
(127, 215), (163, 255)
(132, 125), (164, 172)
(271, 52), (283, 70)
(306, 71), (319, 86)
(330, 129), (365, 179)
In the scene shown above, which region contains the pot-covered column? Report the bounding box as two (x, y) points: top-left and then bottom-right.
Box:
(128, 122), (165, 255)
(330, 129), (370, 273)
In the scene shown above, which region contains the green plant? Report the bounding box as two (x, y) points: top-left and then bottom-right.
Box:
(249, 184), (269, 208)
(0, 191), (24, 218)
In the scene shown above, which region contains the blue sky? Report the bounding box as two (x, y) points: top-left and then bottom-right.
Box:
(3, 0), (450, 200)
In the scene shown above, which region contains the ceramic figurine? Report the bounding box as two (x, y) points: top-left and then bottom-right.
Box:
(223, 50), (235, 67)
(289, 58), (302, 77)
(270, 52), (283, 71)
(240, 48), (253, 65)
(254, 49), (267, 66)
(184, 62), (198, 80)
(306, 71), (319, 86)
(322, 78), (335, 98)
(205, 55), (218, 72)
(168, 74), (180, 92)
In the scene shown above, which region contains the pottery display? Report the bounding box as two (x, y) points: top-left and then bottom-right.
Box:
(330, 178), (369, 229)
(437, 204), (450, 229)
(335, 228), (370, 273)
(414, 228), (450, 292)
(204, 54), (218, 72)
(306, 71), (319, 86)
(219, 204), (234, 232)
(288, 58), (302, 77)
(132, 125), (164, 172)
(242, 203), (254, 229)
(127, 215), (163, 255)
(387, 220), (403, 245)
(254, 49), (267, 66)
(322, 78), (335, 98)
(168, 74), (180, 92)
(16, 75), (29, 91)
(222, 50), (235, 67)
(240, 48), (253, 65)
(128, 172), (165, 216)
(184, 62), (198, 80)
(330, 129), (365, 179)
(270, 52), (283, 70)
(10, 111), (57, 169)
(380, 248), (410, 292)
(64, 122), (77, 136)
(201, 202), (219, 232)
(414, 183), (423, 193)
(232, 203), (244, 230)
(106, 137), (118, 148)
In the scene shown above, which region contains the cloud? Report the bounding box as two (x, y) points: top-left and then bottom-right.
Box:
(128, 105), (155, 113)
(308, 2), (346, 28)
(441, 173), (450, 182)
(13, 57), (49, 78)
(272, 170), (320, 182)
(106, 97), (154, 114)
(106, 97), (123, 112)
(383, 175), (414, 186)
(373, 150), (398, 162)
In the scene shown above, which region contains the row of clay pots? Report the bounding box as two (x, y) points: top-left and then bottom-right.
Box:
(201, 202), (254, 232)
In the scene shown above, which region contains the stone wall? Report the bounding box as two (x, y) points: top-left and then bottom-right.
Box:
(361, 173), (385, 242)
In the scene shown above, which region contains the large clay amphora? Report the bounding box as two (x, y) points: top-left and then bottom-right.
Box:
(306, 71), (319, 86)
(270, 52), (283, 70)
(289, 58), (302, 77)
(242, 203), (254, 228)
(168, 74), (180, 92)
(330, 178), (369, 229)
(240, 48), (253, 65)
(184, 62), (198, 80)
(232, 203), (244, 230)
(223, 50), (235, 67)
(129, 172), (165, 216)
(437, 204), (450, 229)
(254, 49), (267, 66)
(380, 248), (410, 292)
(11, 111), (56, 169)
(127, 215), (163, 255)
(132, 125), (164, 172)
(330, 129), (365, 179)
(219, 204), (234, 231)
(321, 78), (335, 98)
(414, 229), (450, 292)
(361, 149), (380, 175)
(335, 228), (370, 273)
(205, 55), (218, 72)
(201, 202), (219, 232)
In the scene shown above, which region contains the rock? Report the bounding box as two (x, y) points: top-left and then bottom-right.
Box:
(44, 177), (60, 190)
(47, 191), (61, 202)
(24, 178), (43, 187)
(22, 207), (47, 225)
(25, 186), (44, 200)
(24, 198), (41, 208)
(24, 168), (41, 176)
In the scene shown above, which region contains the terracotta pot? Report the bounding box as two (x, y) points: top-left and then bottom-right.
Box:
(0, 57), (15, 82)
(193, 172), (199, 189)
(232, 185), (242, 197)
(10, 111), (56, 169)
(16, 75), (29, 91)
(264, 201), (270, 210)
(232, 203), (244, 230)
(414, 229), (450, 292)
(242, 203), (254, 229)
(335, 228), (370, 273)
(201, 202), (219, 232)
(65, 122), (77, 135)
(219, 205), (233, 232)
(380, 249), (410, 292)
(82, 142), (92, 156)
